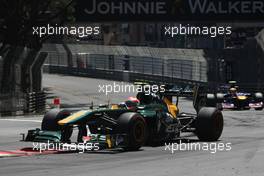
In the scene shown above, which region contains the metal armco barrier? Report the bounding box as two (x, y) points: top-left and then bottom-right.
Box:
(45, 65), (205, 87)
(27, 92), (46, 113)
(44, 64), (264, 94)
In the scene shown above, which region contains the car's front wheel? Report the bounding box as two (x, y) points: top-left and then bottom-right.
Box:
(42, 109), (73, 142)
(117, 112), (146, 151)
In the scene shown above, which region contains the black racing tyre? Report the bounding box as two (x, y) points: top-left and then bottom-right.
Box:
(253, 93), (263, 111)
(216, 103), (223, 111)
(117, 112), (146, 151)
(243, 106), (250, 110)
(216, 93), (224, 103)
(195, 97), (207, 113)
(144, 113), (161, 146)
(42, 109), (70, 130)
(255, 107), (263, 111)
(195, 107), (223, 141)
(254, 92), (263, 102)
(207, 93), (215, 99)
(41, 109), (73, 142)
(206, 94), (217, 107)
(254, 92), (263, 100)
(216, 93), (224, 111)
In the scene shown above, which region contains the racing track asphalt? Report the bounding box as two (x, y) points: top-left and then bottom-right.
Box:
(0, 73), (264, 176)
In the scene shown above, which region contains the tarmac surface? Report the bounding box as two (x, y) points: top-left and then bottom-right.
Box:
(1, 74), (264, 176)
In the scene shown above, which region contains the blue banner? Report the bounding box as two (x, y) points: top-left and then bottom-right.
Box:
(75, 0), (264, 22)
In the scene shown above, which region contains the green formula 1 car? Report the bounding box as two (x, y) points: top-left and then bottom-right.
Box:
(24, 87), (224, 151)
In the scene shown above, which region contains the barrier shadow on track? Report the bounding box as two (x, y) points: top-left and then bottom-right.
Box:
(84, 148), (144, 155)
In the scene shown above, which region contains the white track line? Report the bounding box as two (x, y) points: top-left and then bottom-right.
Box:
(0, 119), (42, 123)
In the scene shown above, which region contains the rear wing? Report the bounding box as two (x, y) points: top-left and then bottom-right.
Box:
(133, 80), (194, 96)
(163, 89), (193, 98)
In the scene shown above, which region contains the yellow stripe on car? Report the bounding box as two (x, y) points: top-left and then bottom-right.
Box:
(106, 135), (112, 148)
(58, 110), (89, 125)
(111, 104), (119, 109)
(237, 96), (247, 100)
(163, 97), (179, 118)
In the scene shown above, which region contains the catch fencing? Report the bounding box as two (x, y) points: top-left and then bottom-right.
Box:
(44, 46), (208, 85)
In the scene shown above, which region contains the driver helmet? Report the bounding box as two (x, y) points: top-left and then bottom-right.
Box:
(128, 97), (140, 104)
(125, 97), (140, 110)
(229, 87), (237, 94)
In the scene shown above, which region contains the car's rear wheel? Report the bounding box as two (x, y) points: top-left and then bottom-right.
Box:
(254, 93), (263, 111)
(254, 92), (263, 100)
(42, 109), (73, 142)
(255, 107), (263, 111)
(117, 112), (146, 151)
(206, 94), (217, 107)
(195, 107), (223, 141)
(195, 97), (207, 113)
